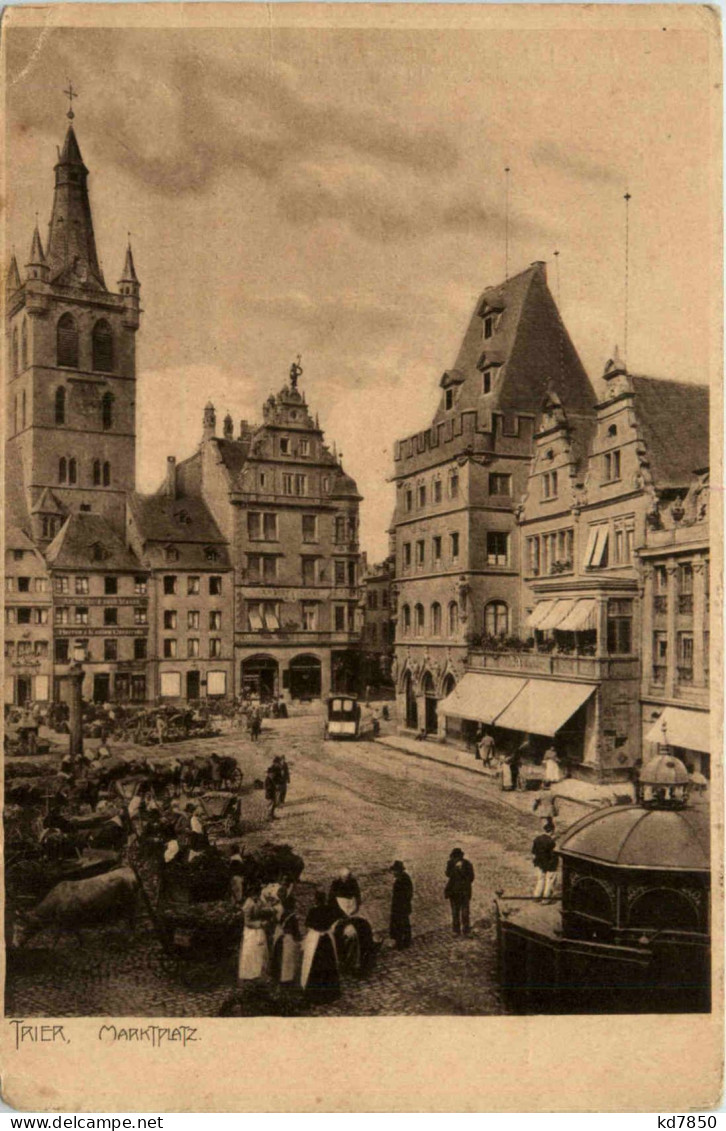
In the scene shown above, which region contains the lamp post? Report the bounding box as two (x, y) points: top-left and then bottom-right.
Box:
(67, 640), (86, 765)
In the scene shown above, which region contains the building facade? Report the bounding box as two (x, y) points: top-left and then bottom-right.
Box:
(127, 459), (235, 704)
(4, 526), (53, 705)
(441, 353), (709, 783)
(391, 262), (597, 735)
(639, 470), (711, 777)
(173, 376), (363, 702)
(361, 557), (396, 693)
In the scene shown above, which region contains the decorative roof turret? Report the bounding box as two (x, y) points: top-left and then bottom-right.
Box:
(26, 222), (49, 283)
(6, 253), (22, 296)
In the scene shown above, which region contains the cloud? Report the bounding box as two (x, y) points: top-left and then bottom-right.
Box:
(532, 141), (622, 185)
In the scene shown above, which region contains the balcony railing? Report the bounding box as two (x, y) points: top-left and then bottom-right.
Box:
(653, 596), (668, 614)
(677, 665), (694, 684)
(468, 650), (639, 681)
(678, 594), (694, 615)
(651, 664), (666, 685)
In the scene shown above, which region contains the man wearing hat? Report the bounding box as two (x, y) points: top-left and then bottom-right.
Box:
(389, 861), (413, 950)
(444, 847), (475, 936)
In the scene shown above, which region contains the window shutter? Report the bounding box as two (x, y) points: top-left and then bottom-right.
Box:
(92, 321), (114, 372)
(57, 316), (79, 368)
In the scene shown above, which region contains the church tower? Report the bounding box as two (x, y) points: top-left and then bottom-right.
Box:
(5, 100), (141, 543)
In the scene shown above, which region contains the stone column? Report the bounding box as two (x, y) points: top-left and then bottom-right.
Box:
(640, 565), (654, 691)
(692, 559), (706, 686)
(665, 558), (678, 699)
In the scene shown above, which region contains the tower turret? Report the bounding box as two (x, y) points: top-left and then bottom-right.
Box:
(118, 241), (140, 329)
(223, 412), (234, 440)
(26, 223), (49, 284)
(6, 254), (21, 297)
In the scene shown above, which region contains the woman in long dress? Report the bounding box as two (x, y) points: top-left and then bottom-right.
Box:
(543, 746), (563, 785)
(237, 887), (272, 985)
(500, 753), (514, 791)
(271, 899), (302, 986)
(300, 890), (340, 1003)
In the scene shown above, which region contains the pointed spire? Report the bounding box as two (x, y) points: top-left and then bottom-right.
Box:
(6, 253), (22, 295)
(46, 121), (105, 289)
(28, 222), (47, 267)
(120, 239), (139, 284)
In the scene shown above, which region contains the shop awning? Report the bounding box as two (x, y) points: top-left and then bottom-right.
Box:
(248, 611), (263, 631)
(537, 599), (577, 631)
(557, 598), (598, 632)
(645, 707), (710, 755)
(493, 678), (597, 736)
(439, 672), (526, 724)
(526, 602), (554, 630)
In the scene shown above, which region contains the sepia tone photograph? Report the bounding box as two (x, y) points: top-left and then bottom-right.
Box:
(2, 0), (721, 1060)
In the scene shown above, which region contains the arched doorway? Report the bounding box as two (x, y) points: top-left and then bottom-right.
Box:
(289, 654), (322, 699)
(423, 671), (438, 734)
(403, 670), (418, 730)
(241, 654), (278, 701)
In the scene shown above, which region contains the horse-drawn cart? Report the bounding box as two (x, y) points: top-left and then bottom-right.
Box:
(197, 791), (243, 838)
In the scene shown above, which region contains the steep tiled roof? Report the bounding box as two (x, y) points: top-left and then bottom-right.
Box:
(129, 493), (229, 550)
(5, 525), (37, 553)
(30, 486), (68, 516)
(631, 376), (710, 491)
(4, 442), (31, 532)
(433, 262), (597, 426)
(46, 513), (142, 571)
(210, 438), (252, 486)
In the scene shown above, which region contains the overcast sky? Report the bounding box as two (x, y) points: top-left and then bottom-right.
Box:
(6, 9), (718, 560)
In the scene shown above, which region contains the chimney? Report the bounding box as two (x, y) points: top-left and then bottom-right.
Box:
(202, 402), (216, 442)
(165, 456), (177, 498)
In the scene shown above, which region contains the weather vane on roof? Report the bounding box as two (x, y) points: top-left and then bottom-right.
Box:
(290, 354), (303, 390)
(64, 80), (78, 121)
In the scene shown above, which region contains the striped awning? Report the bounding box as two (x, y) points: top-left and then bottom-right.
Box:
(526, 602), (554, 630)
(537, 599), (577, 631)
(439, 672), (526, 724)
(646, 707), (710, 755)
(557, 598), (598, 632)
(494, 679), (597, 737)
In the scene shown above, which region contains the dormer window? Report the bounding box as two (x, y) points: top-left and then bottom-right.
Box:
(175, 509), (192, 526)
(483, 314), (497, 339)
(608, 424), (618, 437)
(300, 439), (310, 457)
(603, 450), (622, 482)
(445, 388), (454, 411)
(165, 546), (179, 563)
(482, 366), (499, 394)
(204, 547), (220, 562)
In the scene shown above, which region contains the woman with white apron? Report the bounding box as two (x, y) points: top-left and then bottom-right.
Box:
(237, 888), (272, 985)
(271, 901), (302, 986)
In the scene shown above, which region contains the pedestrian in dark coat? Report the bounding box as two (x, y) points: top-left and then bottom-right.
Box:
(264, 768), (277, 820)
(389, 860), (413, 949)
(276, 755), (291, 805)
(444, 847), (475, 936)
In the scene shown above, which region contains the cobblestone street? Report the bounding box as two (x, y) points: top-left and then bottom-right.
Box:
(7, 714), (541, 1017)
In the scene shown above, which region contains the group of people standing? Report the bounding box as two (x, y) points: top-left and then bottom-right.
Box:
(237, 867), (376, 1003)
(474, 728), (566, 794)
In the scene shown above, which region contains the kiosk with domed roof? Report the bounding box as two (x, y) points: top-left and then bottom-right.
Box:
(495, 754), (711, 1013)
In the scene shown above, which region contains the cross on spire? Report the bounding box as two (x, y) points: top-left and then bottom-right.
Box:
(64, 80), (78, 120)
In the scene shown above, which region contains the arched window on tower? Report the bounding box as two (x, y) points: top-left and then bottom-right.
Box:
(101, 392), (113, 431)
(21, 389), (26, 429)
(55, 386), (66, 425)
(92, 460), (101, 486)
(484, 601), (509, 638)
(57, 314), (79, 368)
(68, 458), (77, 485)
(21, 320), (28, 369)
(58, 457), (67, 484)
(102, 461), (111, 487)
(431, 601), (442, 636)
(401, 604), (411, 636)
(13, 396), (18, 435)
(12, 327), (18, 376)
(448, 600), (459, 636)
(92, 320), (114, 373)
(414, 603), (425, 637)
